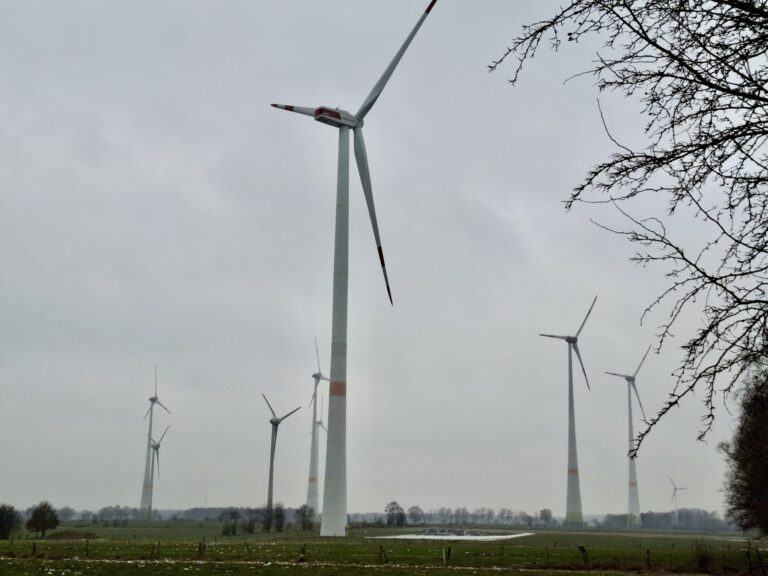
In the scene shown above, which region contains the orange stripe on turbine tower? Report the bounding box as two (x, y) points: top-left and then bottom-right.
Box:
(329, 381), (347, 397)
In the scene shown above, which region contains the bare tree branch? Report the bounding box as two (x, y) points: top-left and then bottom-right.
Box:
(492, 0), (768, 447)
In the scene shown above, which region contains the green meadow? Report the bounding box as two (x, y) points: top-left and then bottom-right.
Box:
(0, 524), (761, 575)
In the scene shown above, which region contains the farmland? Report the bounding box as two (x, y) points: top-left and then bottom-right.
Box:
(0, 524), (760, 575)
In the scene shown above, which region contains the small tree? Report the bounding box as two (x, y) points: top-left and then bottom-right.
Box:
(384, 502), (403, 528)
(0, 505), (22, 539)
(296, 505), (315, 531)
(539, 508), (552, 527)
(57, 507), (75, 523)
(26, 502), (60, 537)
(407, 506), (424, 525)
(396, 507), (406, 527)
(244, 508), (263, 534)
(219, 508), (241, 536)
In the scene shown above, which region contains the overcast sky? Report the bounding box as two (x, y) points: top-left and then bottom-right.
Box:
(0, 0), (737, 519)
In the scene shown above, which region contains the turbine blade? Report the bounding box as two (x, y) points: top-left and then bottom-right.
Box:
(605, 371), (629, 379)
(633, 344), (652, 377)
(153, 446), (161, 478)
(356, 0), (438, 120)
(319, 421), (327, 432)
(154, 364), (158, 397)
(309, 388), (317, 408)
(354, 126), (393, 304)
(630, 381), (647, 420)
(668, 476), (677, 489)
(270, 103), (316, 117)
(315, 337), (322, 374)
(572, 341), (590, 390)
(575, 295), (598, 338)
(279, 405), (301, 422)
(262, 393), (277, 418)
(158, 425), (170, 444)
(143, 404), (152, 420)
(156, 399), (171, 415)
(539, 333), (568, 340)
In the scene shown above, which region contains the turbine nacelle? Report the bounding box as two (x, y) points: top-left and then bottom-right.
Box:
(315, 107), (358, 128)
(271, 104), (358, 129)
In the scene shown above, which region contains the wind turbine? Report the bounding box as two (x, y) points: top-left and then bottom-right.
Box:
(606, 345), (651, 528)
(149, 425), (169, 489)
(140, 365), (171, 520)
(306, 339), (329, 514)
(669, 476), (689, 525)
(263, 394), (300, 533)
(539, 295), (597, 526)
(271, 0), (439, 536)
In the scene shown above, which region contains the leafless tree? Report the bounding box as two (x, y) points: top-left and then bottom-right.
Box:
(490, 1), (768, 448)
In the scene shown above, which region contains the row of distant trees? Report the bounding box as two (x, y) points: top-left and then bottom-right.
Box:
(0, 500), (736, 540)
(219, 504), (315, 534)
(368, 503), (733, 532)
(0, 502), (317, 540)
(370, 504), (556, 528)
(599, 510), (732, 532)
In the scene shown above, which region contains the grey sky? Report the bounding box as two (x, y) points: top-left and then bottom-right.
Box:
(0, 1), (734, 518)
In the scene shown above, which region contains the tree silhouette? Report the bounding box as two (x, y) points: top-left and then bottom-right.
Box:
(26, 502), (59, 537)
(722, 366), (768, 534)
(296, 505), (315, 531)
(0, 505), (21, 539)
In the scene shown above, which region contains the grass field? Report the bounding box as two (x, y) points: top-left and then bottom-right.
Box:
(0, 523), (762, 575)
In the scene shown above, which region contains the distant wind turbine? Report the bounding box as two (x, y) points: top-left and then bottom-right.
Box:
(150, 426), (169, 480)
(140, 366), (171, 521)
(306, 339), (329, 514)
(263, 394), (300, 532)
(606, 344), (651, 528)
(271, 0), (438, 536)
(539, 295), (597, 526)
(669, 476), (689, 525)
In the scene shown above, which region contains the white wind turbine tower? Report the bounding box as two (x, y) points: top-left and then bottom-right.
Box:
(271, 0), (439, 536)
(669, 476), (690, 525)
(605, 345), (651, 528)
(263, 394), (300, 533)
(306, 339), (329, 513)
(539, 295), (598, 526)
(140, 366), (171, 520)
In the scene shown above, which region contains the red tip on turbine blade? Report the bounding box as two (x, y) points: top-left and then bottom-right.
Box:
(426, 0), (437, 13)
(271, 104), (294, 111)
(377, 246), (394, 305)
(377, 246), (386, 268)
